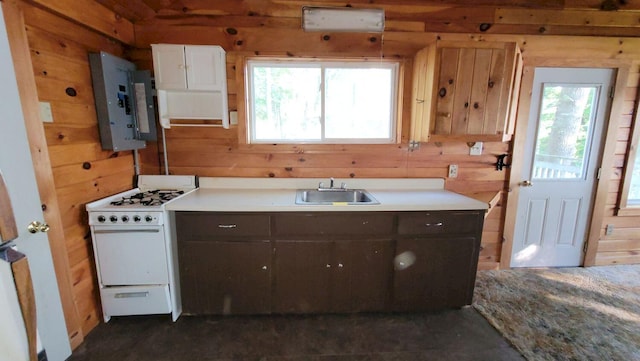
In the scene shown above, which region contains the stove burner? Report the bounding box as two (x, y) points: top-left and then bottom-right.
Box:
(110, 190), (184, 207)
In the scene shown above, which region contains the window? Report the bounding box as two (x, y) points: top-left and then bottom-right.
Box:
(246, 59), (399, 144)
(619, 97), (640, 215)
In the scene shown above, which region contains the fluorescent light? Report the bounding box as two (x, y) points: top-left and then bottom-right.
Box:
(302, 7), (385, 33)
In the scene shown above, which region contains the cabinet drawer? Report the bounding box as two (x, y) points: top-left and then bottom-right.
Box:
(101, 285), (171, 317)
(274, 213), (394, 238)
(397, 211), (480, 235)
(176, 212), (271, 238)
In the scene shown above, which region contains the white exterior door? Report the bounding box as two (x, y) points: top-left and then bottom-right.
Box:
(511, 68), (614, 268)
(0, 7), (71, 361)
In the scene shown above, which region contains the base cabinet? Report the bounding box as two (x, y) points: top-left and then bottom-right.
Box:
(176, 210), (482, 315)
(392, 237), (478, 311)
(273, 239), (393, 313)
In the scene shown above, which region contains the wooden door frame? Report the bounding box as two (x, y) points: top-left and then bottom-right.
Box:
(500, 58), (631, 269)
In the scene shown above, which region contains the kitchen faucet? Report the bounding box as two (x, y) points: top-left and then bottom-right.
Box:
(318, 177), (347, 191)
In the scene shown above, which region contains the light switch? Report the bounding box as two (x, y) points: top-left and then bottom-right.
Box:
(39, 101), (53, 123)
(230, 111), (238, 125)
(469, 142), (483, 156)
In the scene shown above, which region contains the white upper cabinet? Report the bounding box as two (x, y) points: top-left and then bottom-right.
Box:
(184, 46), (226, 91)
(151, 44), (229, 128)
(152, 44), (188, 90)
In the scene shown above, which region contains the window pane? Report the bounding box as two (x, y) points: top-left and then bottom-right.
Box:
(251, 66), (321, 141)
(324, 68), (393, 139)
(248, 60), (397, 144)
(629, 150), (640, 205)
(532, 85), (597, 180)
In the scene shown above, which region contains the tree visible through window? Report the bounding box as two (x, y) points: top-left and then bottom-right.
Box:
(532, 84), (597, 180)
(246, 59), (398, 144)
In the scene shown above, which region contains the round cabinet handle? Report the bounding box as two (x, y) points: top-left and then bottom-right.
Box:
(217, 224), (237, 229)
(326, 264), (331, 268)
(261, 266), (268, 270)
(425, 222), (443, 227)
(338, 263), (344, 268)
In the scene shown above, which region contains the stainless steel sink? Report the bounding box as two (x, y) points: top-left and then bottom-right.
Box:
(295, 189), (380, 205)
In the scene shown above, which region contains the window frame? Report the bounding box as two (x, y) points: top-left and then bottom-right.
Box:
(618, 93), (640, 215)
(244, 57), (400, 145)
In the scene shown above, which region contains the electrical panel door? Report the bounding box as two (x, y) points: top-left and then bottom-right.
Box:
(89, 52), (156, 151)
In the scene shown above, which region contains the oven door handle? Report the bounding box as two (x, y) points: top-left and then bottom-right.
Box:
(93, 229), (161, 234)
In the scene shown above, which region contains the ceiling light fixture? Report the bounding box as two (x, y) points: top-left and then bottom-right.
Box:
(301, 6), (385, 33)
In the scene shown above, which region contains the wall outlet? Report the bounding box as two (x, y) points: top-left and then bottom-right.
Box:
(448, 164), (458, 178)
(469, 142), (483, 156)
(605, 224), (614, 235)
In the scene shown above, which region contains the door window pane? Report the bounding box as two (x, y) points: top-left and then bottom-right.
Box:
(532, 84), (598, 180)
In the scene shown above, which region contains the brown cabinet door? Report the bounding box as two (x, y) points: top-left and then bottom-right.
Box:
(392, 236), (478, 311)
(273, 240), (332, 313)
(332, 240), (394, 312)
(179, 240), (271, 315)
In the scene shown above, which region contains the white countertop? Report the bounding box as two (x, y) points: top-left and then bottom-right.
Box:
(165, 177), (488, 212)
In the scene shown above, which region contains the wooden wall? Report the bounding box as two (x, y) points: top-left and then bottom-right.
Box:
(8, 0), (640, 350)
(17, 0), (136, 346)
(597, 62), (640, 265)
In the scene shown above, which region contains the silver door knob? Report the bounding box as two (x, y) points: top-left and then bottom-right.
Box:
(27, 221), (49, 233)
(520, 180), (533, 187)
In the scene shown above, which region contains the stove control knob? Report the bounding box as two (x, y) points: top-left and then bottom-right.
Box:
(145, 215), (153, 223)
(121, 215), (129, 223)
(133, 215), (141, 223)
(109, 215), (118, 223)
(97, 215), (106, 223)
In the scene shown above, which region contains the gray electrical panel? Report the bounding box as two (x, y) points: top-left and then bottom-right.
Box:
(89, 51), (157, 151)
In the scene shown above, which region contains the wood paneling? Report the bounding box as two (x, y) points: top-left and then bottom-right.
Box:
(3, 0), (83, 349)
(29, 0), (134, 44)
(9, 0), (640, 350)
(14, 0), (135, 348)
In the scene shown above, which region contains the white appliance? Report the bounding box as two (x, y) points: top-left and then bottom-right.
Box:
(86, 175), (197, 322)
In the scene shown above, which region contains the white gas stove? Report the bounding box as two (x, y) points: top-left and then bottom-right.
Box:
(86, 175), (197, 322)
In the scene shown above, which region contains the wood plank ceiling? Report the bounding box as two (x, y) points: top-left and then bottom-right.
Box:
(94, 0), (640, 37)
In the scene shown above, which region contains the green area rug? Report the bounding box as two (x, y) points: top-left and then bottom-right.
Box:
(473, 265), (640, 361)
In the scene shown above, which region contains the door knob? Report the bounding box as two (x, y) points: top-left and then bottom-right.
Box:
(27, 221), (49, 234)
(520, 180), (533, 187)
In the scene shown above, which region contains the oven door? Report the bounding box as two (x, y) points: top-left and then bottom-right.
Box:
(92, 225), (169, 286)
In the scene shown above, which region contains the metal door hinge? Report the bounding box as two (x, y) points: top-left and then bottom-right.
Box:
(596, 167), (602, 180)
(609, 86), (614, 99)
(409, 140), (420, 151)
(583, 240), (589, 254)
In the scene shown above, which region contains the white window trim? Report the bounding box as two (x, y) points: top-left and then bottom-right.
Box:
(245, 58), (399, 144)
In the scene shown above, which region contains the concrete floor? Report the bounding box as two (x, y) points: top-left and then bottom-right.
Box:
(68, 308), (524, 361)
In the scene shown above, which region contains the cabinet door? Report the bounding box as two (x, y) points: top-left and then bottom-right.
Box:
(152, 44), (187, 90)
(273, 240), (332, 313)
(413, 41), (521, 142)
(332, 240), (393, 312)
(179, 240), (271, 315)
(392, 236), (478, 311)
(184, 45), (226, 91)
